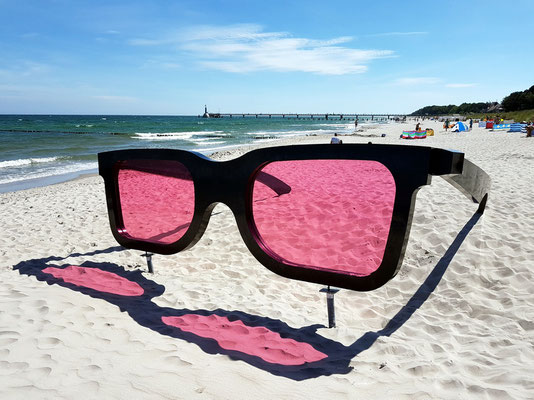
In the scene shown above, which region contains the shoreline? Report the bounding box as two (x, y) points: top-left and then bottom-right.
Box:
(0, 168), (99, 194)
(2, 118), (525, 195)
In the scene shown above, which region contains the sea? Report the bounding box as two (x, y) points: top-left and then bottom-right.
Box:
(0, 114), (388, 193)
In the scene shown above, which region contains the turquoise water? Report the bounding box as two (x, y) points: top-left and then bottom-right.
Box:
(0, 114), (387, 192)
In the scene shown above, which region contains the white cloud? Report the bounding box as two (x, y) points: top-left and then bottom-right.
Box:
(446, 83), (477, 88)
(183, 24), (284, 41)
(394, 77), (441, 86)
(130, 24), (393, 75)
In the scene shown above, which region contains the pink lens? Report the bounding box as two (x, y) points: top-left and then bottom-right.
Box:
(117, 159), (195, 244)
(252, 160), (395, 276)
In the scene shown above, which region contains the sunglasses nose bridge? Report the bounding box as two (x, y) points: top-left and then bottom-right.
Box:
(197, 160), (249, 209)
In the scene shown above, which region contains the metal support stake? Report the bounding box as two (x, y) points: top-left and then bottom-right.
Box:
(320, 286), (340, 328)
(142, 252), (154, 273)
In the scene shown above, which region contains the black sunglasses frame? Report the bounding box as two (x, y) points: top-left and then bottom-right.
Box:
(98, 144), (490, 292)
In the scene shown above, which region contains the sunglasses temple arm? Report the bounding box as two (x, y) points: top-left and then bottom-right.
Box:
(440, 159), (491, 214)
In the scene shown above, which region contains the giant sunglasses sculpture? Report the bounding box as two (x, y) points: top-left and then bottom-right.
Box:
(98, 144), (490, 306)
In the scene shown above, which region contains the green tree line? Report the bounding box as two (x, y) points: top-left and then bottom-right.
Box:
(411, 84), (534, 116)
(411, 102), (495, 116)
(501, 85), (534, 111)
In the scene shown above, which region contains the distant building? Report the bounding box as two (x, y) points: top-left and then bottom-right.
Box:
(485, 102), (504, 113)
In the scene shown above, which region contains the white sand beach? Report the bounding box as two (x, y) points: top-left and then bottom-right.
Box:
(1, 120), (533, 399)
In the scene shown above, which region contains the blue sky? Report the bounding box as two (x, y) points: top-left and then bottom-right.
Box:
(1, 0), (533, 115)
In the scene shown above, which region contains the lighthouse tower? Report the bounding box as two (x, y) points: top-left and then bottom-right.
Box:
(202, 105), (210, 118)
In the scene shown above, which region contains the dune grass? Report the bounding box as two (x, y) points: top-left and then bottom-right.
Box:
(467, 109), (534, 122)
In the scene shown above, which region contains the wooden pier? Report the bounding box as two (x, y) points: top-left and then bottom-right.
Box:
(199, 112), (406, 120)
(199, 106), (406, 121)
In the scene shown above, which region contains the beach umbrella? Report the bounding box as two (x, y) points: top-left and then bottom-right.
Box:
(452, 121), (469, 132)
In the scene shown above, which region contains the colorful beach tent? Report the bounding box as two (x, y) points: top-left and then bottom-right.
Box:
(401, 130), (427, 139)
(451, 121), (469, 132)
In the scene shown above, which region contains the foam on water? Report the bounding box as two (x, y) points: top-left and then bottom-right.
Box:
(134, 132), (196, 140)
(0, 161), (97, 185)
(193, 140), (227, 146)
(0, 157), (60, 169)
(134, 131), (228, 141)
(247, 128), (348, 137)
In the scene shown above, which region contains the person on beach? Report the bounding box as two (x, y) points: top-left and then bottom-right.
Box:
(469, 119), (473, 130)
(444, 119), (450, 131)
(330, 137), (343, 144)
(526, 122), (534, 138)
(354, 118), (358, 130)
(415, 123), (421, 132)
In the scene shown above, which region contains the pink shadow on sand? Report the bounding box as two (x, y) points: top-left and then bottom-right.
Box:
(162, 314), (327, 366)
(43, 265), (144, 296)
(42, 265), (326, 366)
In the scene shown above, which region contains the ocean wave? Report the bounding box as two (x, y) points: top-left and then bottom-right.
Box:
(186, 135), (232, 143)
(0, 157), (60, 169)
(193, 140), (226, 146)
(134, 131), (228, 141)
(134, 132), (195, 140)
(247, 128), (341, 137)
(0, 161), (97, 185)
(195, 132), (232, 138)
(189, 137), (220, 142)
